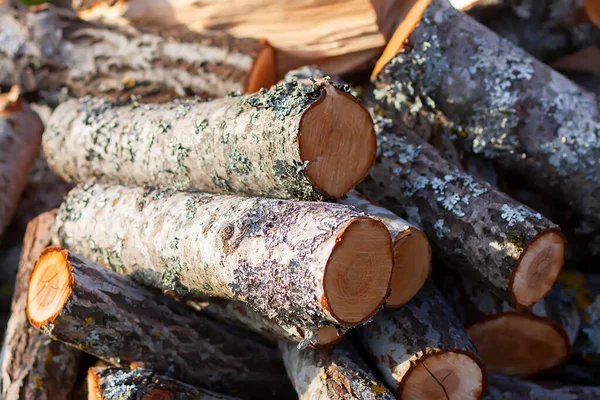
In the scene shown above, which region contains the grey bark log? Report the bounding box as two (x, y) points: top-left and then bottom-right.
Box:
(483, 374), (600, 400)
(372, 0), (600, 227)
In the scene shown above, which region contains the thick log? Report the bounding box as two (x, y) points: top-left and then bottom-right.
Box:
(0, 5), (276, 101)
(53, 182), (393, 336)
(1, 211), (83, 400)
(357, 115), (565, 307)
(279, 340), (394, 400)
(0, 87), (43, 237)
(26, 247), (292, 399)
(339, 191), (431, 307)
(44, 79), (375, 200)
(371, 0), (600, 228)
(87, 367), (242, 400)
(483, 374), (600, 400)
(357, 279), (486, 399)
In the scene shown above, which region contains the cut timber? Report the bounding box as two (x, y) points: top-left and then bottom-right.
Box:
(44, 79), (375, 200)
(0, 87), (43, 236)
(53, 183), (393, 335)
(438, 271), (580, 376)
(483, 374), (600, 400)
(339, 191), (431, 307)
(357, 279), (486, 399)
(279, 340), (394, 400)
(26, 247), (292, 399)
(371, 0), (600, 228)
(357, 116), (564, 307)
(0, 211), (83, 400)
(87, 367), (242, 400)
(0, 6), (276, 101)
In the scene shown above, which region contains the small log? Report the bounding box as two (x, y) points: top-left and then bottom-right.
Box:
(371, 0), (600, 228)
(1, 211), (83, 400)
(87, 367), (242, 400)
(358, 115), (565, 307)
(339, 191), (431, 307)
(484, 374), (600, 400)
(357, 279), (486, 399)
(0, 87), (44, 237)
(0, 5), (277, 101)
(44, 79), (375, 200)
(26, 247), (292, 398)
(279, 340), (394, 400)
(53, 182), (393, 335)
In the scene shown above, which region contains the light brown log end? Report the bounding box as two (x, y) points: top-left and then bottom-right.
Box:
(27, 247), (73, 329)
(245, 40), (278, 93)
(323, 217), (393, 325)
(312, 325), (346, 348)
(0, 86), (23, 116)
(467, 313), (570, 376)
(87, 367), (101, 400)
(300, 84), (376, 199)
(511, 230), (565, 307)
(387, 228), (431, 307)
(371, 0), (430, 79)
(584, 0), (600, 29)
(399, 351), (485, 400)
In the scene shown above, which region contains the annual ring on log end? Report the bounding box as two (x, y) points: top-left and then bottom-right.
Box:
(245, 40), (278, 93)
(323, 217), (393, 325)
(584, 0), (600, 29)
(87, 368), (101, 400)
(299, 85), (376, 199)
(510, 229), (565, 307)
(466, 313), (570, 376)
(371, 0), (430, 78)
(387, 228), (432, 308)
(26, 247), (74, 329)
(313, 325), (346, 348)
(398, 350), (485, 400)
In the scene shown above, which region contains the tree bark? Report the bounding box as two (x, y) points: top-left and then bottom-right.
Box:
(371, 0), (600, 228)
(87, 367), (243, 400)
(0, 211), (83, 400)
(0, 5), (277, 101)
(357, 115), (565, 307)
(357, 279), (486, 399)
(279, 340), (394, 400)
(44, 79), (375, 200)
(483, 374), (600, 400)
(53, 182), (393, 336)
(26, 247), (293, 399)
(0, 87), (44, 237)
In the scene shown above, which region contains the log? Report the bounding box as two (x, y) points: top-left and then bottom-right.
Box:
(357, 279), (486, 399)
(1, 211), (83, 400)
(371, 0), (600, 228)
(53, 182), (393, 336)
(0, 87), (44, 237)
(279, 340), (394, 400)
(483, 374), (600, 400)
(44, 79), (375, 201)
(87, 367), (243, 400)
(26, 247), (292, 399)
(339, 191), (431, 307)
(0, 5), (277, 101)
(357, 115), (565, 307)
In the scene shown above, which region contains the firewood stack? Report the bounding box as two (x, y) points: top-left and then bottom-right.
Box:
(0, 0), (599, 398)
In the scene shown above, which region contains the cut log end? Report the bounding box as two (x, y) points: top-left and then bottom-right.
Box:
(313, 325), (345, 348)
(0, 86), (23, 115)
(387, 228), (431, 307)
(371, 0), (430, 79)
(26, 247), (73, 329)
(299, 84), (376, 199)
(245, 40), (278, 93)
(87, 368), (101, 400)
(512, 230), (565, 307)
(323, 217), (393, 325)
(467, 313), (570, 376)
(584, 0), (600, 29)
(400, 351), (484, 400)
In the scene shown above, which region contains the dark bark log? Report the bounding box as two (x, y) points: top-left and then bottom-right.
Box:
(483, 374), (600, 400)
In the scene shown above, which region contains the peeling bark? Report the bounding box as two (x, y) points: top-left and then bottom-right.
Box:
(483, 374), (600, 400)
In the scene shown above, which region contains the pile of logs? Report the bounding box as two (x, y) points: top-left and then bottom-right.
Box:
(1, 0), (599, 399)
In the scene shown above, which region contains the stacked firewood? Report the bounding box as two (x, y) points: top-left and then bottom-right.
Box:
(1, 0), (600, 399)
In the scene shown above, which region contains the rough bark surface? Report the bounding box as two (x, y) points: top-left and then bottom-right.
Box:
(0, 212), (82, 400)
(279, 340), (394, 400)
(0, 5), (274, 101)
(29, 249), (292, 399)
(358, 115), (561, 306)
(483, 374), (600, 400)
(372, 0), (600, 227)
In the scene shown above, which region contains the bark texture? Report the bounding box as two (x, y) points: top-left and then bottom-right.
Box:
(29, 249), (292, 399)
(372, 0), (600, 227)
(358, 115), (562, 306)
(0, 212), (83, 400)
(279, 340), (394, 400)
(483, 374), (600, 400)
